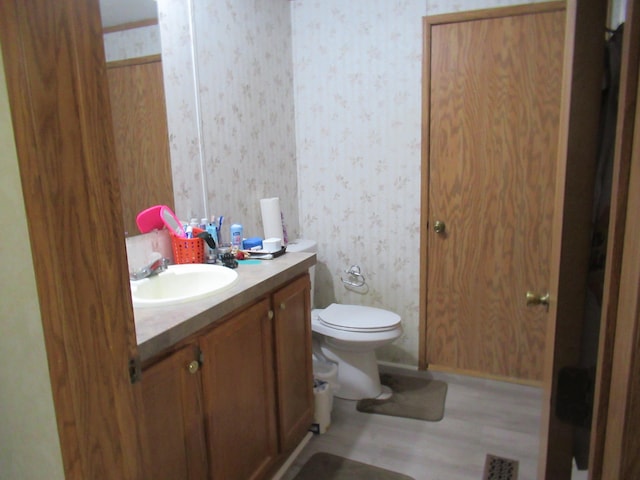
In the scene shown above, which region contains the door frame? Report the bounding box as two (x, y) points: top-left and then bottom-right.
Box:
(594, 1), (640, 478)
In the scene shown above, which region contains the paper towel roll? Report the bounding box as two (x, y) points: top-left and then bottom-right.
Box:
(260, 197), (284, 242)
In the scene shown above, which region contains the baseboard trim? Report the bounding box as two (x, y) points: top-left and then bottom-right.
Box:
(426, 363), (543, 388)
(377, 360), (420, 371)
(377, 360), (543, 387)
(270, 431), (313, 480)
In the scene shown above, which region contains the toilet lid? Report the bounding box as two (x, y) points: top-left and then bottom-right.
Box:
(318, 304), (401, 331)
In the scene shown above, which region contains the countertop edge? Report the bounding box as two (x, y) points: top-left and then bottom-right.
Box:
(135, 253), (316, 362)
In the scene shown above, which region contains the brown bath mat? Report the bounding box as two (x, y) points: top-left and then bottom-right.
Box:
(356, 373), (447, 421)
(293, 452), (414, 480)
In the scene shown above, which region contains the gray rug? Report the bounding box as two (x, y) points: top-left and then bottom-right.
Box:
(356, 373), (448, 421)
(293, 453), (414, 480)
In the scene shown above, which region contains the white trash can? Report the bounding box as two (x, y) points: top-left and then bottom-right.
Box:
(312, 360), (338, 434)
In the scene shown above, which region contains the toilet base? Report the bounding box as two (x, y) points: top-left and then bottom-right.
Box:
(320, 344), (384, 400)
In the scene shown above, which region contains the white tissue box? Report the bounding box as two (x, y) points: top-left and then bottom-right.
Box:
(263, 237), (282, 253)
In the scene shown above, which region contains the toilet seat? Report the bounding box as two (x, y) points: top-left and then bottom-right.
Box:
(318, 304), (401, 332)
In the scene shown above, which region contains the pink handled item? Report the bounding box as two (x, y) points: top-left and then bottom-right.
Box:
(136, 205), (186, 237)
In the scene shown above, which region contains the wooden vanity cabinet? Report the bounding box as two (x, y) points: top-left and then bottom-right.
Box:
(140, 273), (314, 480)
(140, 344), (209, 479)
(272, 274), (314, 453)
(199, 297), (279, 480)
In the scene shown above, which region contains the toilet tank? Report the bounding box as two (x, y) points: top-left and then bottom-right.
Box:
(286, 239), (316, 308)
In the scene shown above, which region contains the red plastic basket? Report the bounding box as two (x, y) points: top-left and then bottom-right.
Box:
(171, 228), (205, 264)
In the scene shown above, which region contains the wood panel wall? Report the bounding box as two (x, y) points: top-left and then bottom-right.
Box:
(107, 55), (174, 236)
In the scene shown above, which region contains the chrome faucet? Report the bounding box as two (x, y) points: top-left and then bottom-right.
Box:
(130, 256), (170, 281)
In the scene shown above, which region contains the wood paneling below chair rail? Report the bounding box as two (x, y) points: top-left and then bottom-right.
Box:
(107, 56), (174, 236)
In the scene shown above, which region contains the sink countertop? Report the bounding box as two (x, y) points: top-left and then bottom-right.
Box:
(134, 252), (316, 362)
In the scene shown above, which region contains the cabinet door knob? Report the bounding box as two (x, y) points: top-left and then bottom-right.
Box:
(433, 220), (446, 234)
(268, 310), (274, 320)
(187, 360), (199, 374)
(526, 291), (550, 307)
(280, 302), (286, 310)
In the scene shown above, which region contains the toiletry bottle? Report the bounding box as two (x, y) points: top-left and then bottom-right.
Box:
(218, 216), (225, 244)
(281, 211), (289, 245)
(208, 216), (219, 245)
(205, 219), (218, 263)
(230, 223), (243, 248)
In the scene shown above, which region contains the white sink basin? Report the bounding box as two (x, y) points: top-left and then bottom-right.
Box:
(130, 264), (238, 308)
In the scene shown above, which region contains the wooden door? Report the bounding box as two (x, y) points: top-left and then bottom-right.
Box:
(107, 57), (174, 236)
(273, 274), (314, 453)
(199, 299), (278, 480)
(423, 4), (565, 382)
(0, 0), (149, 477)
(141, 345), (208, 479)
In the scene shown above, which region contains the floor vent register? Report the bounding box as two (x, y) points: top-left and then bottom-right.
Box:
(483, 454), (519, 480)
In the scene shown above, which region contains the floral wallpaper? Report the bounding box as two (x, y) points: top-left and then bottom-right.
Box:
(425, 0), (549, 15)
(103, 24), (161, 62)
(156, 0), (205, 224)
(292, 0), (425, 365)
(195, 0), (299, 242)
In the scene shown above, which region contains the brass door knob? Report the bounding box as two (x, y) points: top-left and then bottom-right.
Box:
(188, 360), (199, 374)
(280, 302), (286, 310)
(526, 291), (550, 306)
(433, 221), (446, 234)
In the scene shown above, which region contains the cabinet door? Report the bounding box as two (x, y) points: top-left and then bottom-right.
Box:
(273, 274), (314, 452)
(141, 344), (208, 480)
(200, 298), (278, 480)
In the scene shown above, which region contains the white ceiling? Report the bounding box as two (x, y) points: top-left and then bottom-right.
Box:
(99, 0), (158, 28)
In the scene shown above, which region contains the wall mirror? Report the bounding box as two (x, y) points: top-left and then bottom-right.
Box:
(100, 0), (300, 242)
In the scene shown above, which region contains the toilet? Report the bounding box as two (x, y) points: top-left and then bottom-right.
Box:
(286, 240), (403, 401)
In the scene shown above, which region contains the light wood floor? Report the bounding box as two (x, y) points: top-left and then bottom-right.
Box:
(281, 365), (588, 480)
